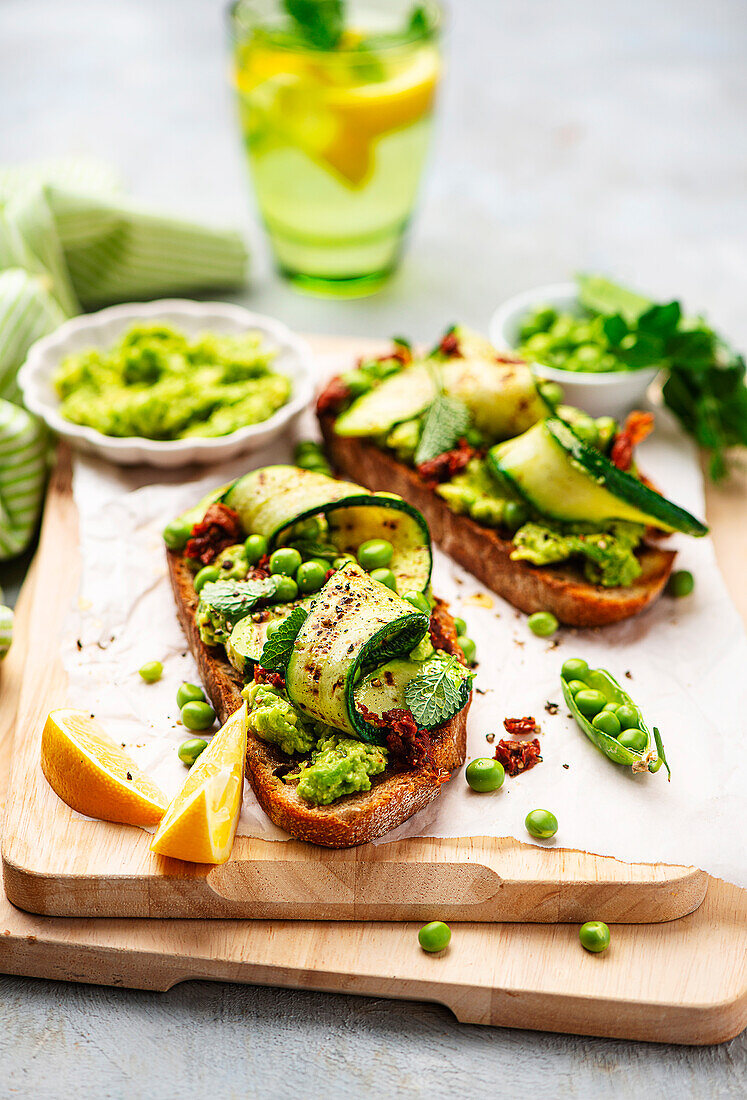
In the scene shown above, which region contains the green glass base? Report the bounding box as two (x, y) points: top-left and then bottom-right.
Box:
(278, 266), (396, 299)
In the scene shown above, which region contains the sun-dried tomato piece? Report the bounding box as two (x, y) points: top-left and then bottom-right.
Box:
(185, 503), (242, 566)
(428, 609), (463, 663)
(417, 439), (475, 487)
(254, 666), (286, 690)
(357, 703), (435, 769)
(503, 716), (540, 737)
(494, 737), (543, 777)
(316, 376), (352, 416)
(610, 411), (654, 472)
(438, 331), (462, 358)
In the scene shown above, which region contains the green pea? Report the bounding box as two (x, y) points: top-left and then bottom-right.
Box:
(177, 738), (208, 767)
(667, 570), (694, 598)
(465, 758), (505, 792)
(592, 710), (621, 737)
(459, 637), (477, 665)
(569, 415), (598, 446)
(269, 547), (303, 577)
(603, 702), (621, 714)
(194, 565), (220, 593)
(579, 920), (610, 954)
(562, 658), (588, 682)
(333, 554), (356, 570)
(138, 660), (163, 683)
(296, 560), (328, 594)
(296, 453), (332, 475)
(551, 316), (575, 341)
(528, 611), (559, 637)
(595, 416), (617, 450)
(615, 704), (639, 731)
(370, 567), (397, 592)
(618, 728), (647, 752)
(357, 538), (394, 571)
(575, 345), (602, 368)
(453, 616), (467, 636)
(525, 809), (558, 839)
(525, 332), (554, 356)
(538, 380), (564, 408)
(339, 370), (373, 398)
(163, 517), (192, 551)
(244, 533), (268, 565)
(181, 700), (216, 731)
(274, 576), (299, 603)
(502, 500), (528, 531)
(464, 426), (485, 448)
(574, 689), (606, 718)
(403, 590), (432, 615)
(265, 619), (282, 637)
(566, 679), (588, 696)
(418, 921), (451, 953)
(176, 682), (206, 709)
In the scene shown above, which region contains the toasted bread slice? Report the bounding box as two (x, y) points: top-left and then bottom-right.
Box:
(168, 551), (469, 848)
(319, 409), (676, 628)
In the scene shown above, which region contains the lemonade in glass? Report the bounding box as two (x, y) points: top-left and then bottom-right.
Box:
(229, 0), (442, 295)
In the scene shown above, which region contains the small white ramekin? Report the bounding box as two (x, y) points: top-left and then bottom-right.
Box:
(489, 282), (659, 419)
(19, 299), (315, 468)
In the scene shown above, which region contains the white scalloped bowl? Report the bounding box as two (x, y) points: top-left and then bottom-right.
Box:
(489, 283), (660, 419)
(19, 299), (316, 468)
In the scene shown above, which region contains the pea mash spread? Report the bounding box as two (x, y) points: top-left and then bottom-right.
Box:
(53, 323), (291, 440)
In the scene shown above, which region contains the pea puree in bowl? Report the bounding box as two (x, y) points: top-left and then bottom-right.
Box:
(20, 298), (314, 467)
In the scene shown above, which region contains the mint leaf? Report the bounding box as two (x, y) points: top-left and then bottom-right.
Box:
(259, 606), (308, 673)
(415, 393), (470, 466)
(199, 578), (277, 624)
(283, 0), (344, 49)
(405, 656), (471, 730)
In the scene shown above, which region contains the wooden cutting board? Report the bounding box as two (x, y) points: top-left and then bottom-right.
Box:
(1, 553), (745, 1044)
(0, 329), (714, 920)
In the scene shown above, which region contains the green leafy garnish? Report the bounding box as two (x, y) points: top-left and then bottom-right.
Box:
(199, 578), (277, 623)
(653, 726), (671, 781)
(283, 0), (344, 49)
(415, 391), (471, 466)
(259, 606), (308, 672)
(288, 539), (339, 562)
(405, 655), (471, 730)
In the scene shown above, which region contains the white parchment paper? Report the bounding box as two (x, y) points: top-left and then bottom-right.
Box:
(62, 352), (747, 885)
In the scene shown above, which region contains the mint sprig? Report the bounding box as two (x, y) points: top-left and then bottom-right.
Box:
(415, 392), (471, 466)
(404, 656), (471, 730)
(283, 0), (343, 49)
(199, 578), (277, 623)
(259, 606), (308, 673)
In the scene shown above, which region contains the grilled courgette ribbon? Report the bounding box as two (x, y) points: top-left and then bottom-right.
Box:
(223, 465), (432, 593)
(285, 562), (430, 746)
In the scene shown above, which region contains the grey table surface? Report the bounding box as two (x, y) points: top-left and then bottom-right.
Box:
(1, 0), (746, 1095)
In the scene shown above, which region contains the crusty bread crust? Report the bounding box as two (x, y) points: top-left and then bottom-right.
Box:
(167, 551), (469, 848)
(318, 408), (676, 627)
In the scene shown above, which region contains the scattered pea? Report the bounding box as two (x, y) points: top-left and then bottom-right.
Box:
(176, 682), (206, 709)
(525, 809), (558, 839)
(333, 553), (356, 570)
(562, 658), (589, 681)
(592, 710), (621, 737)
(453, 616), (467, 636)
(181, 700), (216, 731)
(615, 704), (639, 731)
(357, 538), (394, 571)
(194, 565), (220, 593)
(418, 921), (451, 953)
(266, 619), (282, 637)
(296, 560), (328, 594)
(138, 660), (163, 683)
(339, 371), (373, 398)
(574, 689), (607, 718)
(459, 636), (477, 665)
(667, 570), (694, 598)
(162, 517), (192, 551)
(402, 590), (432, 615)
(274, 575), (299, 603)
(370, 567), (397, 592)
(618, 727), (647, 752)
(502, 500), (528, 530)
(528, 611), (559, 637)
(579, 920), (610, 954)
(465, 758), (505, 792)
(269, 547), (303, 577)
(244, 533), (268, 565)
(538, 380), (564, 408)
(177, 738), (208, 767)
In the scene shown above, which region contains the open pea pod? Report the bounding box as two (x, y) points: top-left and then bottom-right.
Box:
(561, 662), (669, 776)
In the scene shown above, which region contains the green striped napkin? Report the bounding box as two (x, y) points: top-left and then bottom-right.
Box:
(0, 159), (249, 561)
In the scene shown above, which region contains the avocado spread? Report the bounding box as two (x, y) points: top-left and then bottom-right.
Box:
(54, 323), (291, 440)
(511, 520), (644, 587)
(296, 735), (388, 806)
(242, 681), (318, 756)
(437, 457), (527, 529)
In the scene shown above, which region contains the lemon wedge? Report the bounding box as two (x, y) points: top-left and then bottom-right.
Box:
(150, 703), (247, 864)
(40, 708), (168, 827)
